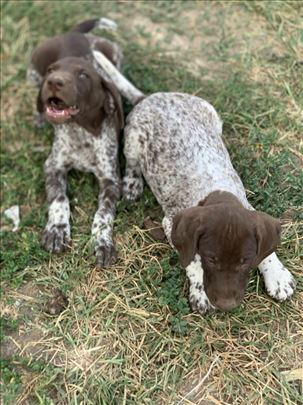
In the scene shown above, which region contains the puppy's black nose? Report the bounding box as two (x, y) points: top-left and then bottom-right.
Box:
(47, 75), (64, 90)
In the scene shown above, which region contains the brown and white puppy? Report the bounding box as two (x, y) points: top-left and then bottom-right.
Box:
(28, 18), (125, 267)
(121, 93), (295, 313)
(89, 55), (296, 312)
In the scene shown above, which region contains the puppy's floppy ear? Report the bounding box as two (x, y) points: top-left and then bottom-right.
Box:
(36, 87), (44, 114)
(252, 211), (281, 266)
(172, 207), (206, 268)
(101, 78), (124, 131)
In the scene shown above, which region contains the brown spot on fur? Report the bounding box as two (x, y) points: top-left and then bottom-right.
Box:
(57, 195), (65, 202)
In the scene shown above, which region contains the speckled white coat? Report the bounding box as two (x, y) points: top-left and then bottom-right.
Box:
(121, 92), (295, 313)
(42, 119), (120, 267)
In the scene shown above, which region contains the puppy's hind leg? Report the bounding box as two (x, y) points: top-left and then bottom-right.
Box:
(93, 50), (144, 105)
(122, 126), (144, 202)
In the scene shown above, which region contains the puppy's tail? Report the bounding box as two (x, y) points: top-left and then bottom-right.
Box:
(71, 18), (118, 34)
(93, 50), (145, 106)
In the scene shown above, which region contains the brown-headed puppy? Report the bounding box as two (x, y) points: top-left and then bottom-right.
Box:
(27, 18), (124, 267)
(120, 92), (295, 313)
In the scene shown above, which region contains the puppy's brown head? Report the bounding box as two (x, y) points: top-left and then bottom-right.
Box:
(38, 56), (123, 135)
(172, 191), (281, 311)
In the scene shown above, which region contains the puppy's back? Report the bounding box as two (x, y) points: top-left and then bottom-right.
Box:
(126, 92), (222, 155)
(130, 92), (221, 130)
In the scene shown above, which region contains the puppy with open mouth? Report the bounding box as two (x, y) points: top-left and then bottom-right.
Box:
(27, 18), (128, 267)
(40, 63), (80, 125)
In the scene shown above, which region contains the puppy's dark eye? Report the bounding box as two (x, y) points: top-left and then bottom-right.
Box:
(79, 72), (88, 80)
(47, 67), (54, 74)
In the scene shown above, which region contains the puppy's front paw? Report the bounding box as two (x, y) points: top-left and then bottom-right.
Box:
(122, 176), (143, 202)
(189, 285), (215, 315)
(41, 224), (71, 253)
(263, 266), (296, 302)
(95, 243), (118, 268)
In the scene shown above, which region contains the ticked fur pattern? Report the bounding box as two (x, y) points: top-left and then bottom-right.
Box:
(121, 93), (296, 313)
(42, 120), (120, 267)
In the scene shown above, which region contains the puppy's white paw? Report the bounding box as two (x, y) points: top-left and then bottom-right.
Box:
(189, 284), (215, 314)
(42, 223), (71, 253)
(186, 254), (215, 314)
(95, 242), (118, 268)
(263, 266), (296, 302)
(259, 254), (296, 302)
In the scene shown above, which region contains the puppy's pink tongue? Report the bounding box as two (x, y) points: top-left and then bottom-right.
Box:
(46, 106), (71, 123)
(47, 106), (70, 117)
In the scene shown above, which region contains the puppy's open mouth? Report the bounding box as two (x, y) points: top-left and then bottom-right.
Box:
(45, 97), (79, 123)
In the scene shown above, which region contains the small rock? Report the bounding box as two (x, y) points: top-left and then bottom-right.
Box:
(4, 205), (20, 231)
(44, 289), (68, 315)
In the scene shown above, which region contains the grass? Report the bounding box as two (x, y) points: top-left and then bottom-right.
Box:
(1, 1), (302, 404)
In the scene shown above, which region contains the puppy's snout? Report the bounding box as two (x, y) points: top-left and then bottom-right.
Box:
(214, 297), (239, 312)
(208, 288), (243, 312)
(47, 75), (64, 91)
